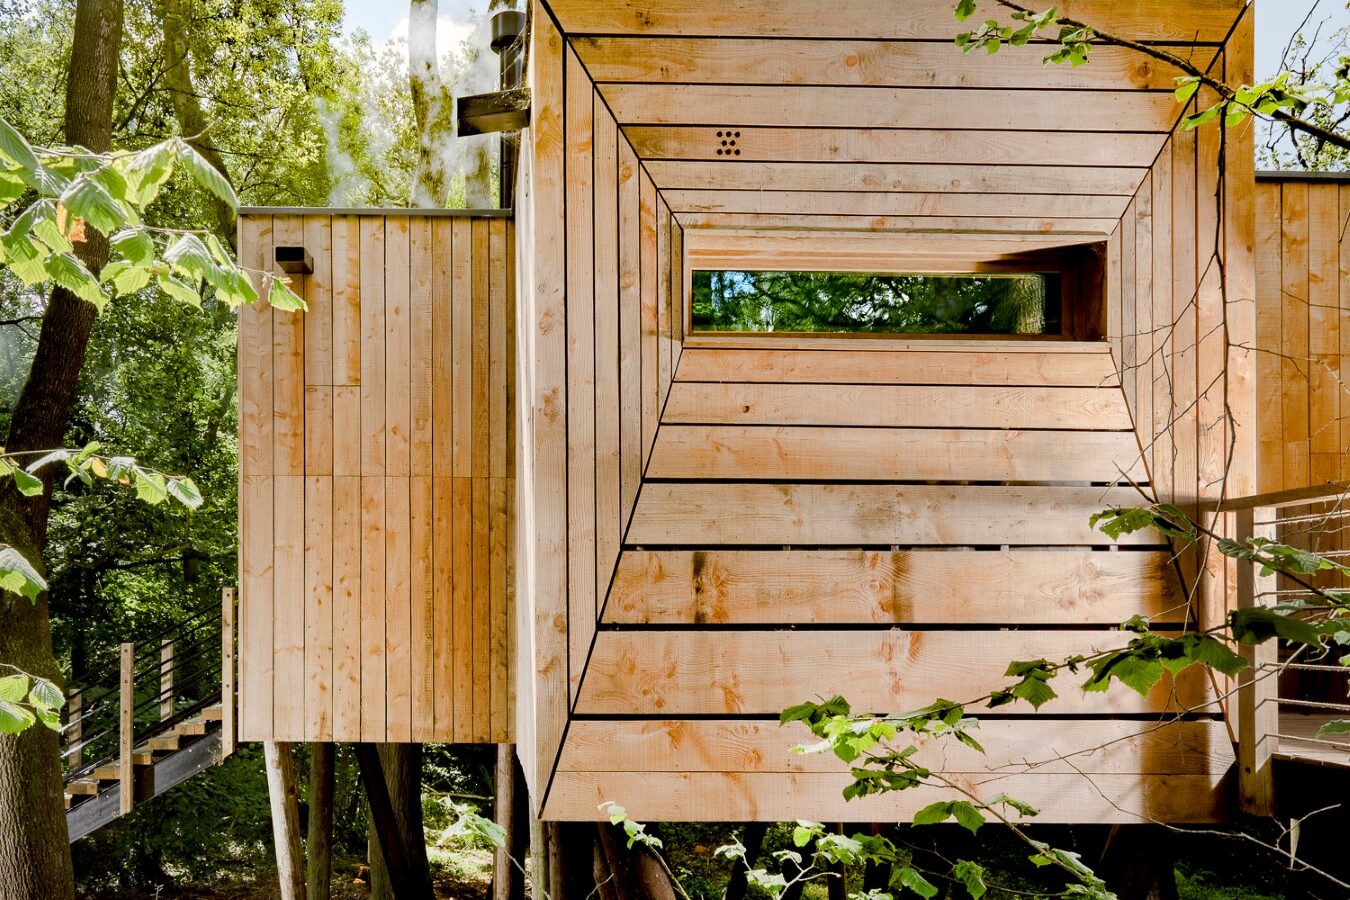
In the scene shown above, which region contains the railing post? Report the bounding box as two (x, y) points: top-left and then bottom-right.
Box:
(222, 586), (236, 758)
(68, 690), (82, 770)
(160, 639), (174, 721)
(119, 642), (135, 815)
(1235, 507), (1277, 815)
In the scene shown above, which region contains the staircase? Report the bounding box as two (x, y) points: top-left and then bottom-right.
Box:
(62, 588), (236, 842)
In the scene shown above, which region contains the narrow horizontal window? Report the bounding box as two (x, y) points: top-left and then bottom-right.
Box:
(690, 270), (1061, 336)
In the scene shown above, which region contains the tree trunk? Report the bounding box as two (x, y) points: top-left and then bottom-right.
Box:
(308, 743), (335, 900)
(722, 824), (767, 900)
(408, 0), (448, 206)
(367, 743), (431, 900)
(493, 744), (528, 900)
(160, 0), (237, 247)
(0, 0), (123, 895)
(1096, 825), (1180, 900)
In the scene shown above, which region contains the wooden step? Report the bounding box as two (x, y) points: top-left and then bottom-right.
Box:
(175, 717), (210, 736)
(146, 734), (181, 752)
(92, 753), (153, 780)
(66, 779), (100, 796)
(199, 705), (223, 722)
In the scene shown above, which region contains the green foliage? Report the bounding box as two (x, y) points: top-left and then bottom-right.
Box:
(0, 667), (63, 733)
(692, 270), (1058, 335)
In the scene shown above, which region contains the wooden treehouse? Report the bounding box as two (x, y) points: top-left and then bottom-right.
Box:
(187, 0), (1350, 842)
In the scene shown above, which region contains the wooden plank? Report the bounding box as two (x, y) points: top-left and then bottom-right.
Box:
(272, 475), (305, 741)
(626, 483), (1161, 547)
(410, 218), (435, 474)
(656, 199), (672, 402)
(604, 549), (1187, 625)
(662, 382), (1133, 430)
(432, 219), (455, 476)
(303, 475), (333, 741)
(360, 217), (386, 475)
(577, 630), (1211, 716)
(558, 719), (1233, 775)
(119, 643), (134, 814)
(1171, 125), (1198, 510)
(303, 215), (333, 387)
(1149, 143), (1173, 496)
(665, 189), (1130, 220)
(238, 216), (273, 476)
(221, 587), (236, 756)
(452, 218), (474, 477)
(566, 50), (598, 703)
(331, 475), (362, 741)
(473, 218), (491, 480)
(432, 477), (455, 738)
(452, 477), (473, 740)
(384, 476), (412, 743)
(547, 0), (1243, 42)
(272, 216), (306, 477)
(594, 103), (623, 601)
(385, 215), (412, 477)
(576, 37), (1206, 90)
(489, 476), (511, 741)
(1132, 173), (1155, 487)
(675, 212), (1120, 235)
(647, 425), (1145, 482)
(489, 218), (510, 477)
(640, 170), (660, 465)
(332, 215), (362, 386)
(670, 220), (685, 347)
(603, 85), (1176, 133)
(1308, 185), (1340, 457)
(360, 476), (386, 741)
(472, 477), (491, 739)
(648, 160), (1144, 195)
(618, 140), (643, 526)
(1280, 181), (1311, 489)
(545, 771), (1227, 824)
(1341, 185), (1350, 484)
(674, 347), (1119, 386)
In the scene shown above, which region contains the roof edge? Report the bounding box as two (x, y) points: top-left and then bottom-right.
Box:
(1255, 170), (1350, 182)
(237, 206), (514, 217)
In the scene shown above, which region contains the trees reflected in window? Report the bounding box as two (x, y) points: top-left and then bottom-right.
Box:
(690, 270), (1061, 335)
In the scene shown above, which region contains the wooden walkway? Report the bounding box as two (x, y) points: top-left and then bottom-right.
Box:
(1275, 714), (1350, 769)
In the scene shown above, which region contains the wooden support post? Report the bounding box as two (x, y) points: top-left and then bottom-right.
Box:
(308, 743), (335, 900)
(68, 691), (82, 770)
(118, 642), (134, 816)
(160, 639), (174, 721)
(264, 741), (307, 900)
(221, 586), (236, 758)
(1235, 507), (1277, 815)
(492, 745), (526, 900)
(354, 742), (435, 900)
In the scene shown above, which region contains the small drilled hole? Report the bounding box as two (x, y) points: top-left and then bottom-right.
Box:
(734, 131), (741, 137)
(733, 149), (740, 155)
(716, 130), (723, 137)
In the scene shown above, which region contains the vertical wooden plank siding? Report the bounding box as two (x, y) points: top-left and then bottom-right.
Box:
(236, 210), (514, 744)
(1253, 177), (1350, 492)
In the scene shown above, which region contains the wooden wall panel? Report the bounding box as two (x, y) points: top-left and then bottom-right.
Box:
(1254, 178), (1350, 492)
(237, 211), (515, 744)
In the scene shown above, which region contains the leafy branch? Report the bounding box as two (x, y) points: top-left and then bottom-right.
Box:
(953, 1), (1350, 153)
(0, 114), (304, 311)
(0, 665), (63, 736)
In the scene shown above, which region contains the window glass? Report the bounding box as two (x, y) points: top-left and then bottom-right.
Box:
(690, 270), (1061, 335)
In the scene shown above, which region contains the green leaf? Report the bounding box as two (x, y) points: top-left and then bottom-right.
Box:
(166, 476), (203, 509)
(123, 142), (176, 206)
(1231, 606), (1325, 648)
(1083, 651), (1164, 697)
(950, 801), (986, 835)
(0, 545), (47, 600)
(954, 0), (977, 20)
(1188, 635), (1248, 677)
(11, 467), (42, 497)
(1180, 104), (1222, 131)
(212, 267), (259, 307)
(176, 142), (239, 210)
(0, 699), (36, 734)
(267, 276), (307, 312)
(133, 469), (169, 505)
(109, 228), (155, 266)
(60, 175), (125, 236)
(46, 252), (107, 308)
(0, 674), (28, 702)
(1316, 719), (1350, 736)
(102, 260), (153, 297)
(0, 116), (40, 178)
(27, 677), (62, 711)
(163, 233), (216, 285)
(1174, 78), (1201, 104)
(952, 860), (988, 900)
(158, 274), (201, 308)
(912, 801), (953, 826)
(895, 867), (938, 900)
(0, 169), (26, 206)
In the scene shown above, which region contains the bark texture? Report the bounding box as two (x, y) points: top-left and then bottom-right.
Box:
(0, 0), (122, 894)
(367, 742), (432, 900)
(408, 0), (448, 206)
(307, 743), (334, 900)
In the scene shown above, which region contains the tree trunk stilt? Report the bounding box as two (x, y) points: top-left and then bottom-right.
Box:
(307, 743), (335, 900)
(493, 744), (529, 900)
(356, 742), (435, 900)
(264, 741), (307, 900)
(1097, 825), (1180, 900)
(723, 823), (768, 900)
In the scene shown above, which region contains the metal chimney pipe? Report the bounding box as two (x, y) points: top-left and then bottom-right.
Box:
(491, 9), (526, 209)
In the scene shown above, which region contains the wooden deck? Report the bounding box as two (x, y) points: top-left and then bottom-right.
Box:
(1275, 715), (1350, 769)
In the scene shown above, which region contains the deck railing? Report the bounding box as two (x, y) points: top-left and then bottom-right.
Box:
(1224, 484), (1350, 814)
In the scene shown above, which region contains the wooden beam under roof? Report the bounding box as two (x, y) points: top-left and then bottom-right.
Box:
(543, 0), (1244, 43)
(673, 212), (1119, 234)
(661, 189), (1131, 219)
(601, 84), (1180, 132)
(573, 37), (1218, 91)
(624, 126), (1166, 168)
(645, 161), (1147, 196)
